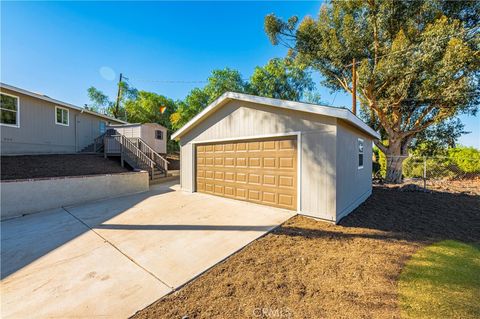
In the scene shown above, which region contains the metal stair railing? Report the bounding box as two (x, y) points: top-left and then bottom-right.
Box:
(130, 137), (169, 174)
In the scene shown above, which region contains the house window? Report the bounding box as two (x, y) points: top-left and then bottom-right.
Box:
(55, 106), (69, 126)
(99, 121), (106, 134)
(358, 138), (364, 169)
(0, 93), (19, 127)
(155, 130), (163, 140)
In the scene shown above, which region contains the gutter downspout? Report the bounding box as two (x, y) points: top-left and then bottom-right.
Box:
(75, 109), (84, 152)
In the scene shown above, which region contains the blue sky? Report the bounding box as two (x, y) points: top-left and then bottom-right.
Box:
(2, 1), (478, 147)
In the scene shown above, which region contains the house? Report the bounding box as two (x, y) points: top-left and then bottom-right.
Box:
(0, 83), (126, 155)
(172, 92), (380, 223)
(107, 123), (167, 154)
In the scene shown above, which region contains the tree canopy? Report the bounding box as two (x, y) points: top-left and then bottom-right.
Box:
(265, 0), (479, 182)
(171, 58), (317, 129)
(87, 82), (137, 119)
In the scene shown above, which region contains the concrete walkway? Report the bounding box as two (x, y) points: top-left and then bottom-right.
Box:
(1, 181), (295, 318)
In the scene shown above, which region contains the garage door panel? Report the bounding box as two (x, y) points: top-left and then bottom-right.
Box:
(205, 145), (214, 152)
(196, 136), (297, 210)
(205, 183), (214, 193)
(248, 173), (261, 185)
(248, 189), (261, 201)
(263, 175), (276, 187)
(236, 142), (247, 151)
(224, 157), (235, 166)
(279, 157), (295, 169)
(225, 172), (235, 182)
(236, 188), (247, 199)
(214, 157), (224, 166)
(248, 157), (261, 167)
(236, 157), (247, 167)
(205, 170), (214, 179)
(278, 176), (294, 187)
(262, 140), (276, 150)
(236, 172), (247, 183)
(205, 157), (214, 166)
(263, 191), (276, 204)
(224, 186), (235, 196)
(263, 157), (276, 168)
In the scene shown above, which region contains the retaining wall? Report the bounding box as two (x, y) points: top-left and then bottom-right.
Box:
(1, 171), (149, 220)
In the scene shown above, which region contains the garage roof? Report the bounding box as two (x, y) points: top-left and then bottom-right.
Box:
(171, 92), (380, 140)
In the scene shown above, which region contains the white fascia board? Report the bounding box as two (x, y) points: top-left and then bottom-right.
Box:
(171, 92), (381, 140)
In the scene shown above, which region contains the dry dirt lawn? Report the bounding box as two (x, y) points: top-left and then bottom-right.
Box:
(133, 185), (480, 319)
(0, 154), (129, 180)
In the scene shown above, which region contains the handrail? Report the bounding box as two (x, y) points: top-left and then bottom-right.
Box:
(93, 132), (106, 152)
(111, 135), (156, 176)
(130, 137), (169, 171)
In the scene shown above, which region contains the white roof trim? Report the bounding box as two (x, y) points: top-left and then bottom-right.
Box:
(171, 92), (380, 140)
(0, 82), (127, 124)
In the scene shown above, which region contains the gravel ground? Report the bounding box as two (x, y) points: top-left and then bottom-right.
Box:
(133, 185), (480, 319)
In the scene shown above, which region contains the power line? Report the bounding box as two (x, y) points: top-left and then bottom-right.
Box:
(127, 77), (209, 84)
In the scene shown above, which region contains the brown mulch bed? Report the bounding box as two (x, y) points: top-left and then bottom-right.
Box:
(1, 154), (130, 180)
(133, 185), (480, 319)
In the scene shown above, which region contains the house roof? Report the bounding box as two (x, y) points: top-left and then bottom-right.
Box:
(0, 82), (128, 124)
(171, 92), (380, 140)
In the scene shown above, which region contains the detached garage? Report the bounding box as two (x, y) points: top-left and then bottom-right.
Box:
(172, 92), (380, 223)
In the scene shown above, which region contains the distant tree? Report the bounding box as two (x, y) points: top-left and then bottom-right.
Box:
(171, 61), (317, 129)
(410, 118), (467, 156)
(249, 58), (315, 101)
(203, 68), (247, 100)
(87, 82), (138, 119)
(265, 0), (480, 183)
(87, 87), (112, 114)
(171, 69), (247, 129)
(124, 91), (176, 128)
(124, 91), (179, 152)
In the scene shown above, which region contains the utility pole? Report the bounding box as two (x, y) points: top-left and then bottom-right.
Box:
(352, 58), (357, 115)
(114, 73), (123, 118)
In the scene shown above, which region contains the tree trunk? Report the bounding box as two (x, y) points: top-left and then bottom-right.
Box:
(382, 138), (410, 184)
(385, 154), (406, 183)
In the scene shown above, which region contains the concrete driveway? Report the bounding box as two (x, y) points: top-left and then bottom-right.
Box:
(1, 181), (295, 318)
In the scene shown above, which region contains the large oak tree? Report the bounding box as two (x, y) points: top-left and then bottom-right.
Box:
(265, 0), (479, 182)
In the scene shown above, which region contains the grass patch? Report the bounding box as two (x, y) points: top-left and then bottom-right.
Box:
(399, 240), (480, 319)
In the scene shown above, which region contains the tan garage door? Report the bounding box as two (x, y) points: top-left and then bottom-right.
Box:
(196, 136), (297, 210)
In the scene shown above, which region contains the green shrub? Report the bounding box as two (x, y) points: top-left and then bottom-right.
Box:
(448, 147), (480, 173)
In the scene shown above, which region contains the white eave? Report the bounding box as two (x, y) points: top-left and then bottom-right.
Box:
(0, 82), (128, 124)
(171, 92), (380, 140)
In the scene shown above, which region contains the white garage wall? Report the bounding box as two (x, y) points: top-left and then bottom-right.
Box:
(335, 120), (373, 221)
(179, 100), (337, 221)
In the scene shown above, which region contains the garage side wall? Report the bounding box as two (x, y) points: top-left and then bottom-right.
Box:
(179, 100), (337, 221)
(335, 121), (373, 221)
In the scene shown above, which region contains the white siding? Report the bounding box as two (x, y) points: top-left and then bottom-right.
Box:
(335, 120), (373, 220)
(0, 88), (123, 154)
(180, 142), (194, 191)
(113, 125), (142, 138)
(179, 100), (337, 221)
(140, 125), (167, 154)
